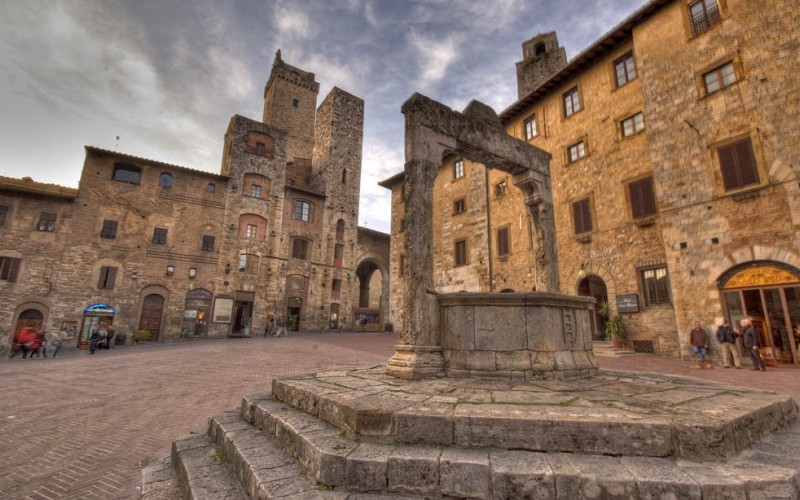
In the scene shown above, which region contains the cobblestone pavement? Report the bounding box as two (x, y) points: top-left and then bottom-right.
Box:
(2, 334), (798, 500)
(0, 331), (398, 500)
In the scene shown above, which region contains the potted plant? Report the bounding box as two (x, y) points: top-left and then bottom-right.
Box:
(132, 329), (151, 343)
(599, 300), (626, 348)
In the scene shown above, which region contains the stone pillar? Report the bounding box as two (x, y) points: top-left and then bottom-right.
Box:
(386, 158), (445, 379)
(513, 170), (559, 293)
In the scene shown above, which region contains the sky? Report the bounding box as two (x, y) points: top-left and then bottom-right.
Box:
(0, 0), (648, 234)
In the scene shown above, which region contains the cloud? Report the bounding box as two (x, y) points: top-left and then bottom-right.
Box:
(358, 140), (403, 233)
(407, 29), (461, 90)
(273, 1), (312, 42)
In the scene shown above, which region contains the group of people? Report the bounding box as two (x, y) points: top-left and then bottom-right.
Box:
(89, 324), (115, 354)
(263, 315), (288, 338)
(689, 317), (767, 371)
(9, 327), (64, 360)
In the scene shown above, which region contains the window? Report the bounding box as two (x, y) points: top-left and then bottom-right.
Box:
(250, 184), (262, 198)
(640, 264), (671, 306)
(497, 227), (510, 257)
(255, 142), (265, 156)
(331, 279), (342, 299)
(0, 205), (8, 226)
(238, 254), (259, 273)
(113, 163), (141, 184)
(336, 219), (345, 241)
(0, 257), (21, 282)
(159, 172), (173, 187)
(207, 183), (216, 193)
(614, 52), (636, 87)
(572, 198), (593, 235)
(245, 224), (258, 239)
(453, 159), (465, 180)
(621, 113), (644, 137)
(689, 0), (721, 36)
(292, 238), (309, 260)
(563, 87), (581, 117)
(98, 266), (117, 290)
(288, 275), (305, 290)
(100, 220), (118, 239)
(342, 169), (347, 184)
(718, 138), (759, 191)
(147, 227), (165, 245)
(495, 180), (507, 198)
(454, 240), (468, 266)
(292, 99), (299, 108)
(628, 177), (657, 219)
(201, 235), (215, 252)
(524, 114), (537, 140)
(703, 62), (736, 95)
(453, 198), (466, 215)
(334, 243), (344, 268)
(567, 141), (586, 163)
(37, 212), (56, 232)
(293, 200), (310, 222)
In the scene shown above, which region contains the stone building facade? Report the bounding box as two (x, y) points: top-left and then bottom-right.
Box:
(382, 0), (800, 365)
(0, 52), (389, 353)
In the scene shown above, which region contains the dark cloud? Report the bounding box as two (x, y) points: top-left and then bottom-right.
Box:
(0, 0), (648, 233)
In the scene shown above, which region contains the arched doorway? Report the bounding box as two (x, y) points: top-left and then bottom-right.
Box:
(12, 309), (44, 347)
(182, 289), (212, 338)
(138, 294), (165, 341)
(718, 260), (800, 366)
(578, 275), (608, 340)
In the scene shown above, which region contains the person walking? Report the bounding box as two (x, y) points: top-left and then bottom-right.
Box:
(690, 321), (710, 368)
(9, 327), (35, 360)
(89, 325), (101, 354)
(715, 320), (741, 369)
(27, 330), (43, 359)
(273, 315), (287, 337)
(50, 331), (64, 358)
(741, 318), (766, 371)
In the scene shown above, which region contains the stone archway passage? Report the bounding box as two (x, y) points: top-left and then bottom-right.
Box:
(388, 94), (562, 380)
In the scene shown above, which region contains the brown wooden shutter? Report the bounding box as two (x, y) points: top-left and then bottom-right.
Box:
(717, 143), (739, 190)
(573, 199), (592, 234)
(8, 258), (21, 283)
(106, 267), (117, 289)
(734, 140), (759, 187)
(98, 267), (107, 288)
(630, 177), (656, 219)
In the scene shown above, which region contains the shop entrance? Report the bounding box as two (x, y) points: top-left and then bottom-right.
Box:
(287, 297), (302, 331)
(719, 261), (800, 366)
(182, 289), (212, 338)
(233, 291), (254, 336)
(79, 304), (116, 348)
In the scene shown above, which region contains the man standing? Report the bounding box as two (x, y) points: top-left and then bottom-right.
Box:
(741, 318), (766, 371)
(690, 321), (710, 368)
(715, 320), (741, 369)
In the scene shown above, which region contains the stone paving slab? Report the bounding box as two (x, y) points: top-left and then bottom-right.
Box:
(273, 366), (798, 460)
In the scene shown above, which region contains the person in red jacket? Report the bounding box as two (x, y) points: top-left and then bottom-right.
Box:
(9, 327), (35, 360)
(27, 330), (42, 359)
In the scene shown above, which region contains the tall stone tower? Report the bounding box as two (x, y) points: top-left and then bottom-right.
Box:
(262, 50), (320, 163)
(515, 32), (567, 98)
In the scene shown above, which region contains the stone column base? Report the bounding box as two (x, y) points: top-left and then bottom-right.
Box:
(386, 344), (445, 380)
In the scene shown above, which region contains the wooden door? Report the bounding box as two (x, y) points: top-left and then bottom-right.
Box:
(138, 294), (164, 341)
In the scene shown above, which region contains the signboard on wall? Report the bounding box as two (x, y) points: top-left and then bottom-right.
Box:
(212, 297), (234, 323)
(616, 294), (640, 313)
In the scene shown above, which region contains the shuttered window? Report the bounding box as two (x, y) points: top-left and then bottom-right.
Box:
(100, 220), (118, 239)
(718, 139), (759, 191)
(454, 240), (468, 266)
(98, 266), (117, 290)
(628, 177), (657, 219)
(572, 198), (592, 235)
(0, 257), (21, 282)
(497, 227), (510, 257)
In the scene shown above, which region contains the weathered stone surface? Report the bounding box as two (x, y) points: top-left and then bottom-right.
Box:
(490, 450), (555, 499)
(394, 402), (455, 445)
(620, 456), (701, 499)
(387, 445), (440, 496)
(439, 447), (490, 499)
(345, 442), (396, 492)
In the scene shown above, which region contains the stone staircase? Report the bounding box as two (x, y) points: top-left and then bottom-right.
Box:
(141, 365), (800, 499)
(592, 340), (642, 357)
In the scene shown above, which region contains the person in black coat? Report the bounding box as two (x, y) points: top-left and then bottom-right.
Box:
(741, 318), (766, 371)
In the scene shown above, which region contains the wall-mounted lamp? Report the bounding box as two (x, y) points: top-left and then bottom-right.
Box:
(577, 262), (587, 280)
(189, 268), (197, 278)
(131, 271), (139, 280)
(228, 223), (236, 230)
(270, 230), (276, 237)
(224, 263), (231, 274)
(166, 265), (175, 276)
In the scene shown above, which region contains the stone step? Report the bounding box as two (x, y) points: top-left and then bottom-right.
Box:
(171, 432), (247, 499)
(234, 392), (800, 499)
(140, 452), (181, 500)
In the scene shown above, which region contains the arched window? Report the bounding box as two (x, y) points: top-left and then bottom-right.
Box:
(287, 274), (306, 290)
(207, 183), (216, 193)
(159, 172), (173, 187)
(238, 253), (259, 273)
(113, 163), (141, 184)
(333, 244), (344, 268)
(336, 219), (345, 241)
(238, 214), (267, 240)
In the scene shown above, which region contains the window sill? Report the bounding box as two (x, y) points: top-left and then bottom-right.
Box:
(575, 234), (592, 244)
(731, 187), (761, 202)
(634, 217), (657, 228)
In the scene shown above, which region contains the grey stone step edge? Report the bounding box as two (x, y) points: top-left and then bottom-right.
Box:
(140, 452), (181, 500)
(237, 392), (800, 500)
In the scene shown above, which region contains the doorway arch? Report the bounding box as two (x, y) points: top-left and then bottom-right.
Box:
(578, 275), (608, 340)
(138, 294), (165, 341)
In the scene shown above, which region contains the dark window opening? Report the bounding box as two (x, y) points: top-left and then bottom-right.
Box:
(37, 212), (56, 232)
(201, 235), (215, 252)
(113, 163), (141, 184)
(292, 238), (310, 260)
(629, 177), (657, 219)
(0, 256), (21, 282)
(497, 227), (510, 257)
(100, 220), (118, 239)
(455, 240), (468, 267)
(98, 266), (117, 290)
(640, 264), (671, 306)
(152, 227), (168, 245)
(718, 138), (759, 191)
(572, 198), (592, 235)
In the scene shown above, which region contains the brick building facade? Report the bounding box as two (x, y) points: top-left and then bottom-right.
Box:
(382, 0), (800, 364)
(1, 52), (389, 353)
